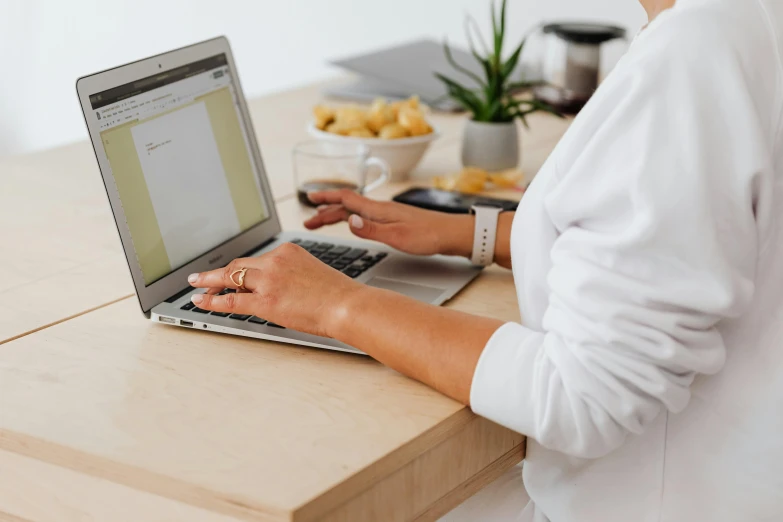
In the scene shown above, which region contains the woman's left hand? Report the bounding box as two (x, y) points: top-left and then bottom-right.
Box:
(186, 242), (365, 338)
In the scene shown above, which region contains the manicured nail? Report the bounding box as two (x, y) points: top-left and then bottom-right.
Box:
(188, 273), (199, 283)
(191, 294), (204, 304)
(349, 214), (364, 229)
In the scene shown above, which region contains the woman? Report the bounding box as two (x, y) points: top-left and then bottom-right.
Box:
(188, 0), (783, 520)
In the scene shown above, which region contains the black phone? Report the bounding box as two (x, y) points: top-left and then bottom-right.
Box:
(392, 187), (520, 214)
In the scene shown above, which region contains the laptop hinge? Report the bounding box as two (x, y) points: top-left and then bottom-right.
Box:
(164, 286), (194, 304)
(240, 236), (278, 258)
(163, 236), (280, 304)
(163, 236), (280, 303)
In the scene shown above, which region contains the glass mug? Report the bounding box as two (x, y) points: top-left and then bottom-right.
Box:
(293, 141), (390, 207)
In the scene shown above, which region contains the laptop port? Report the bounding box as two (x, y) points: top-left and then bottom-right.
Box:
(180, 320), (194, 328)
(159, 316), (176, 324)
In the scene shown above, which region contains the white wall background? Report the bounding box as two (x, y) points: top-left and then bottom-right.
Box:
(0, 0), (646, 157)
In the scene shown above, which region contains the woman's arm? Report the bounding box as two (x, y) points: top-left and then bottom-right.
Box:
(189, 192), (516, 405)
(188, 245), (502, 404)
(304, 190), (516, 269)
(332, 286), (503, 404)
(492, 212), (514, 269)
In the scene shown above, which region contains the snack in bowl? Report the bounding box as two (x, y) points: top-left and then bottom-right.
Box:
(313, 96), (433, 139)
(398, 107), (432, 137)
(366, 99), (396, 133)
(308, 96), (439, 181)
(313, 105), (335, 131)
(378, 123), (409, 140)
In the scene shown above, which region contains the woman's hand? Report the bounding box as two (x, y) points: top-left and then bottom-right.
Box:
(187, 243), (365, 338)
(305, 190), (474, 258)
(188, 240), (503, 405)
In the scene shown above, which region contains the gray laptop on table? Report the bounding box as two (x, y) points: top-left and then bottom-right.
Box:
(76, 37), (480, 355)
(327, 39), (478, 111)
(325, 38), (530, 111)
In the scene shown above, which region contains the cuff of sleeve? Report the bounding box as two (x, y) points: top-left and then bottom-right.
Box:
(469, 322), (543, 436)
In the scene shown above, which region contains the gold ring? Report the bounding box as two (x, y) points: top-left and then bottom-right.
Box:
(229, 268), (248, 291)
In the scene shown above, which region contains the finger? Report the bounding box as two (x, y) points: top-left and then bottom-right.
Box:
(204, 287), (247, 295)
(191, 291), (257, 315)
(307, 190), (348, 206)
(188, 259), (264, 291)
(307, 189), (391, 221)
(304, 206), (350, 229)
(316, 203), (345, 215)
(347, 214), (404, 247)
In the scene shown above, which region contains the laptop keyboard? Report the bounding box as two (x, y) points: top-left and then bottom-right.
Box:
(292, 239), (387, 274)
(177, 239), (389, 329)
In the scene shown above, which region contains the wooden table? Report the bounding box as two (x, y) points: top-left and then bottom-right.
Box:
(0, 78), (569, 521)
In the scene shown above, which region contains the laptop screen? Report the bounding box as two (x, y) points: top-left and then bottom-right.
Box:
(89, 54), (269, 286)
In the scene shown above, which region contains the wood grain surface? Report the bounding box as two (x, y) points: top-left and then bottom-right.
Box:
(0, 77), (569, 521)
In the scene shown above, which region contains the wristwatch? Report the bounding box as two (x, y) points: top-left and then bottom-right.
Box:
(470, 205), (504, 267)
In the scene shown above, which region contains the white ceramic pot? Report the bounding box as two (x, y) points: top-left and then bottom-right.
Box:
(461, 120), (520, 172)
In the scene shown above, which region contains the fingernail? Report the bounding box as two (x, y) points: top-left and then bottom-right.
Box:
(317, 204), (329, 211)
(349, 214), (364, 229)
(191, 294), (204, 304)
(188, 273), (198, 283)
(307, 191), (318, 202)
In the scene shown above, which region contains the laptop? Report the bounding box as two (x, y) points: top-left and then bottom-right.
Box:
(325, 39), (532, 111)
(327, 39), (477, 111)
(76, 37), (481, 355)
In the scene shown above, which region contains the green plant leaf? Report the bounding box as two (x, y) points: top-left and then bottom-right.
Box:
(501, 99), (521, 122)
(507, 80), (542, 92)
(465, 15), (493, 82)
(504, 98), (531, 110)
(516, 98), (566, 119)
(491, 1), (503, 64)
(443, 39), (486, 87)
(483, 98), (503, 121)
(505, 107), (530, 128)
(464, 15), (490, 56)
(501, 97), (565, 123)
(435, 73), (486, 115)
(500, 0), (507, 46)
(491, 1), (498, 51)
(475, 53), (493, 85)
(485, 74), (498, 109)
(439, 0), (561, 124)
(501, 39), (525, 81)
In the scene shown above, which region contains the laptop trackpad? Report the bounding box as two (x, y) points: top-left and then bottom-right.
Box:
(365, 277), (445, 304)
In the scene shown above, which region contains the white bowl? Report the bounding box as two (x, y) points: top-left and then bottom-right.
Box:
(307, 123), (440, 182)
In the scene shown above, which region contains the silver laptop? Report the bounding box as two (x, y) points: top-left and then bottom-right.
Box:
(76, 37), (481, 355)
(327, 39), (475, 111)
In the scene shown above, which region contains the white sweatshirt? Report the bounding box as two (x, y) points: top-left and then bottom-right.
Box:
(468, 0), (783, 520)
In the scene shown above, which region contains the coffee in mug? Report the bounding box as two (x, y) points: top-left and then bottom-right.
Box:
(292, 141), (390, 208)
(296, 179), (359, 207)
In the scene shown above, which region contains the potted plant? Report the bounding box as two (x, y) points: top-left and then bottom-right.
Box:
(436, 0), (562, 172)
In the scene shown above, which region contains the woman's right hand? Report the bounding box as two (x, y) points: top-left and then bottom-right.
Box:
(304, 189), (474, 258)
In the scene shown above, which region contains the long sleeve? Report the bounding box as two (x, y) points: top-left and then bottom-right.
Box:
(469, 12), (772, 459)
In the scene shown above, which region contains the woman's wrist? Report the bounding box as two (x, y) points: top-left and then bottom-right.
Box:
(439, 211), (514, 268)
(325, 283), (375, 341)
(437, 214), (475, 259)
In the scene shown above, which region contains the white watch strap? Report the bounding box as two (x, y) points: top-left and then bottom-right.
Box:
(471, 206), (503, 266)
